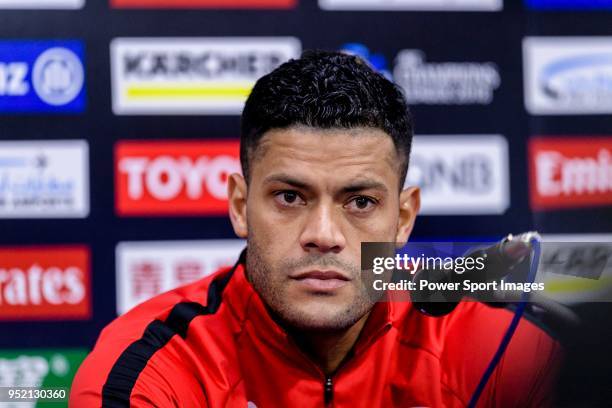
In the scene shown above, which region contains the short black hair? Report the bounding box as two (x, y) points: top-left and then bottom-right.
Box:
(240, 50), (413, 188)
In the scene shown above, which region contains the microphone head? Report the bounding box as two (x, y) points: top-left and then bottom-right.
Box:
(500, 239), (531, 263)
(500, 231), (541, 263)
(409, 231), (541, 318)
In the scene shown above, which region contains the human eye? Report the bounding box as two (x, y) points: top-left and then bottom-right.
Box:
(344, 195), (378, 213)
(273, 190), (306, 207)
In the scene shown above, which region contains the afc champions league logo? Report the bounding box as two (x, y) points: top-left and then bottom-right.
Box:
(32, 47), (84, 106)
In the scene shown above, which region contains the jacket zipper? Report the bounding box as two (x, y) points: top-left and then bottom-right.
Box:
(285, 322), (392, 406)
(324, 375), (333, 406)
(321, 324), (392, 407)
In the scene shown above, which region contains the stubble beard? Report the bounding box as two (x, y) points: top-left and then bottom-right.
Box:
(245, 238), (375, 333)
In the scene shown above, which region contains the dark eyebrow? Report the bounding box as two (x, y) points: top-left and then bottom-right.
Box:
(341, 180), (388, 195)
(263, 173), (388, 195)
(263, 174), (312, 190)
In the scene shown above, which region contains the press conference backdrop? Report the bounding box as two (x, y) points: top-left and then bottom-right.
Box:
(0, 0), (611, 406)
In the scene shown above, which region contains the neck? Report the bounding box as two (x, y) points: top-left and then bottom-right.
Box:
(289, 311), (371, 376)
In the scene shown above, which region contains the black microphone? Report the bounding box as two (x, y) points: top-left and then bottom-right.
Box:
(411, 232), (539, 317)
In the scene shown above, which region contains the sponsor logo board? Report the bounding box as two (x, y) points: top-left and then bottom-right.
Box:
(540, 234), (612, 305)
(526, 0), (612, 9)
(340, 43), (392, 79)
(405, 135), (509, 215)
(110, 37), (301, 115)
(0, 246), (91, 320)
(319, 0), (502, 10)
(0, 41), (85, 112)
(0, 140), (89, 218)
(529, 137), (612, 210)
(111, 0), (294, 8)
(115, 140), (240, 216)
(0, 348), (87, 407)
(523, 37), (612, 114)
(393, 50), (500, 105)
(0, 0), (83, 8)
(116, 240), (244, 314)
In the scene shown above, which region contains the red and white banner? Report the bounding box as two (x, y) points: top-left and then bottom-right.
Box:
(116, 239), (244, 314)
(0, 246), (91, 320)
(115, 140), (241, 216)
(529, 137), (612, 210)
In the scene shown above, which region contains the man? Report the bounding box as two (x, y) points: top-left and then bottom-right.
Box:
(70, 51), (561, 407)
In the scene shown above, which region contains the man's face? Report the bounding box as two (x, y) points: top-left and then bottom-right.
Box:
(229, 126), (418, 332)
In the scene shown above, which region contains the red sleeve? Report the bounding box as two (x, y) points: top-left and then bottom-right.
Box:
(441, 302), (564, 407)
(490, 317), (564, 407)
(70, 319), (210, 408)
(69, 287), (210, 408)
(127, 344), (209, 408)
(69, 322), (147, 407)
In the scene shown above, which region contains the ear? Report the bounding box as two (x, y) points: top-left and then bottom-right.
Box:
(227, 173), (248, 238)
(395, 186), (420, 247)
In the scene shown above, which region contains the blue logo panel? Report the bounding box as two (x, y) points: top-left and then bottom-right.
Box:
(526, 0), (612, 9)
(0, 41), (85, 113)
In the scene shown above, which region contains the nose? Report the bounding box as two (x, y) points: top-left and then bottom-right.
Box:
(299, 201), (346, 254)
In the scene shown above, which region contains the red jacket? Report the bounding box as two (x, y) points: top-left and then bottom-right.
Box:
(71, 251), (562, 407)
